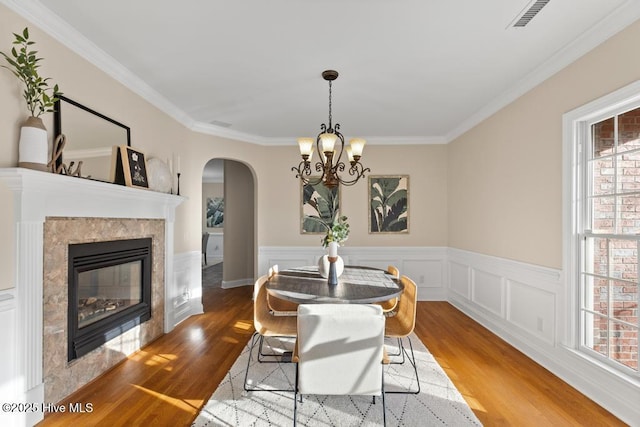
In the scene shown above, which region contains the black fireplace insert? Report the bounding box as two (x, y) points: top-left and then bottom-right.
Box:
(68, 238), (152, 361)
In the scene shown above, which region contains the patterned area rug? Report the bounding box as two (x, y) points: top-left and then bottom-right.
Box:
(202, 262), (223, 288)
(192, 334), (482, 426)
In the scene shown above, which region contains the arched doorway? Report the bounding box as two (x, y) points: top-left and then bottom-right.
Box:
(202, 158), (255, 295)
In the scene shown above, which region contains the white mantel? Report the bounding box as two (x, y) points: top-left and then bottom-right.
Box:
(0, 168), (189, 426)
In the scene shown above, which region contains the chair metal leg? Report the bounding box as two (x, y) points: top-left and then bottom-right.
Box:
(257, 335), (295, 362)
(381, 369), (387, 427)
(244, 332), (295, 392)
(386, 336), (420, 394)
(293, 362), (299, 427)
(243, 332), (260, 391)
(386, 337), (404, 359)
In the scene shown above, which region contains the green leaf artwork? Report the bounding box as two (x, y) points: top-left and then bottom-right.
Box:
(206, 197), (224, 228)
(301, 180), (340, 234)
(369, 176), (409, 233)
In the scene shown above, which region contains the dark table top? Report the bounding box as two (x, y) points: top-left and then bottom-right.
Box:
(265, 265), (403, 304)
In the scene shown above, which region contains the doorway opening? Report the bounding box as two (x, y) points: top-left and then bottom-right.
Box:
(202, 158), (255, 299)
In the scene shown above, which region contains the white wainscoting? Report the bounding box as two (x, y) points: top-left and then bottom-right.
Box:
(446, 247), (640, 425)
(258, 246), (448, 300)
(171, 251), (204, 327)
(0, 290), (20, 427)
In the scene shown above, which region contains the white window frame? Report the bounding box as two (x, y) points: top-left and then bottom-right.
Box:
(563, 80), (640, 379)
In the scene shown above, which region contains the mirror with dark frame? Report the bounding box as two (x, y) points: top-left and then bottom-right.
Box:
(53, 95), (131, 182)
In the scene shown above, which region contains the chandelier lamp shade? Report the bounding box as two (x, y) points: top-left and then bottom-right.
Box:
(292, 70), (370, 188)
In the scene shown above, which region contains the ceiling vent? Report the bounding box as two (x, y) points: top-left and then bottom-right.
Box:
(511, 0), (550, 27)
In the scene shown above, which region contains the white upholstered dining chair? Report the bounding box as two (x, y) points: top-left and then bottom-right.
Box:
(293, 304), (388, 426)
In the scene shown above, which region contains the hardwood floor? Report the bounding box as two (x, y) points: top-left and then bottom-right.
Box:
(38, 285), (624, 426)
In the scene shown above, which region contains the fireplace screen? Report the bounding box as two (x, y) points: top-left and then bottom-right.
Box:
(69, 238), (152, 361)
(77, 260), (143, 329)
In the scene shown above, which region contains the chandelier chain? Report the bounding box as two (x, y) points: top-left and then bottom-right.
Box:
(328, 80), (333, 130)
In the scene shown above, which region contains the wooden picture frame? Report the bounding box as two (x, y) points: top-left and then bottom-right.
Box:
(301, 178), (340, 234)
(369, 175), (409, 233)
(111, 145), (149, 188)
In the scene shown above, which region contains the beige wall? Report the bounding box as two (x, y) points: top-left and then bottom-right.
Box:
(256, 144), (448, 248)
(448, 18), (640, 269)
(223, 161), (255, 281)
(3, 3), (640, 279)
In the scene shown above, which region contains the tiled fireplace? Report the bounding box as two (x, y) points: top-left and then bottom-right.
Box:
(0, 168), (186, 426)
(43, 217), (165, 404)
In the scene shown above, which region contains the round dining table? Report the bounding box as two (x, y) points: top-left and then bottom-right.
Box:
(265, 265), (403, 304)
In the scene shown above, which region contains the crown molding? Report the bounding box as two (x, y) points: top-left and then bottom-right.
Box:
(444, 0), (640, 143)
(0, 0), (196, 128)
(4, 0), (640, 146)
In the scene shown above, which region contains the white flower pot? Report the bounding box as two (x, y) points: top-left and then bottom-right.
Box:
(18, 116), (48, 171)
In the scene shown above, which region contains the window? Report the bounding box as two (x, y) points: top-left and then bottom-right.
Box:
(582, 109), (640, 372)
(566, 83), (640, 378)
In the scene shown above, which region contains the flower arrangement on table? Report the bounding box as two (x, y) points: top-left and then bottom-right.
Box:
(321, 215), (350, 249)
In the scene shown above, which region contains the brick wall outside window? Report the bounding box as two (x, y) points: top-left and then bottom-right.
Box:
(589, 108), (640, 371)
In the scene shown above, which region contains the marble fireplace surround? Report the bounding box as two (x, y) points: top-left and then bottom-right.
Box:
(0, 168), (185, 426)
(43, 217), (165, 404)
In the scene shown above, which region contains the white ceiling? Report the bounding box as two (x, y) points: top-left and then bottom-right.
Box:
(4, 0), (640, 145)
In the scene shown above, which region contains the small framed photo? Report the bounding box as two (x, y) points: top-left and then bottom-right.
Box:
(301, 178), (340, 234)
(369, 175), (409, 233)
(111, 145), (149, 188)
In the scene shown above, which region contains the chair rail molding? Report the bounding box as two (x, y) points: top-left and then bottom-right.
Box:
(446, 247), (639, 425)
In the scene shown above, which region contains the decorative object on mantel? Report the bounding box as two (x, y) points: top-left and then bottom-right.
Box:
(54, 95), (131, 182)
(292, 70), (370, 188)
(110, 145), (149, 189)
(369, 175), (409, 233)
(146, 157), (172, 193)
(0, 27), (61, 171)
(317, 215), (349, 279)
(47, 134), (84, 177)
(176, 155), (181, 196)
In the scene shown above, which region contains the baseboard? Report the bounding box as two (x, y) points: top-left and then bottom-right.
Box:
(222, 278), (253, 289)
(446, 247), (640, 425)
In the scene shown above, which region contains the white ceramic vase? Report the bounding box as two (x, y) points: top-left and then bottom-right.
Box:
(318, 251), (345, 279)
(18, 116), (48, 171)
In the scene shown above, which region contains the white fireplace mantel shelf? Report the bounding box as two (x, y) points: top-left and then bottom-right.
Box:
(0, 167), (185, 221)
(0, 167), (186, 427)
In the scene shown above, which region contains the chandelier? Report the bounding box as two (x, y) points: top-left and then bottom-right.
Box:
(292, 70), (370, 188)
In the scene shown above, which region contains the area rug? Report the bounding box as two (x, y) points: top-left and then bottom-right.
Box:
(192, 334), (482, 426)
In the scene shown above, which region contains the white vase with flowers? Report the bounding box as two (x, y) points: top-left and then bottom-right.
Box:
(318, 215), (349, 278)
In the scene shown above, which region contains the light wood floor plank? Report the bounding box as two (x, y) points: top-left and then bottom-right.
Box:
(37, 286), (624, 426)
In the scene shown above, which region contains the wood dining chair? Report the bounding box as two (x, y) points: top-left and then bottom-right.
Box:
(384, 275), (420, 394)
(293, 304), (388, 426)
(266, 265), (299, 316)
(376, 265), (400, 314)
(244, 274), (297, 392)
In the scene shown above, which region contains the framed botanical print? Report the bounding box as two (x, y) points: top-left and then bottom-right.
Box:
(301, 179), (340, 233)
(206, 197), (224, 228)
(369, 175), (409, 233)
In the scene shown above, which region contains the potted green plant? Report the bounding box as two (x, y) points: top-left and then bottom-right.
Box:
(321, 215), (350, 248)
(318, 215), (350, 278)
(1, 27), (60, 171)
